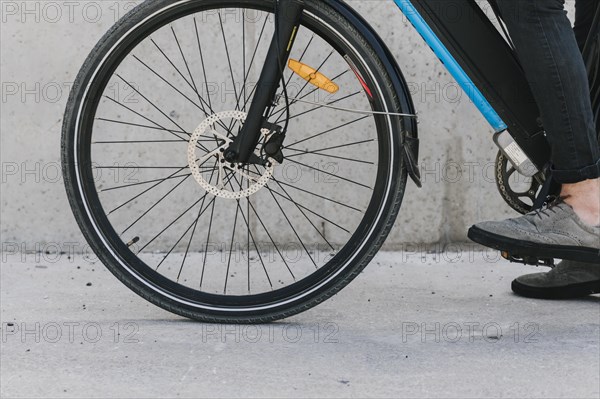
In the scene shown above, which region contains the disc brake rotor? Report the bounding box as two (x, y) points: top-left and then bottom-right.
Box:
(187, 111), (275, 200)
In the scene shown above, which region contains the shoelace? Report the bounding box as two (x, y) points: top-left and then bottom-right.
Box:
(531, 195), (571, 220)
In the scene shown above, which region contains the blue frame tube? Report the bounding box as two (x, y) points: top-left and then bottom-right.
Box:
(394, 0), (508, 132)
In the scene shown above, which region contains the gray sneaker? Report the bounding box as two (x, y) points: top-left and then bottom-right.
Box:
(511, 260), (600, 299)
(468, 197), (600, 263)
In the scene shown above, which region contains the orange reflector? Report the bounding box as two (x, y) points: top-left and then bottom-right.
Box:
(288, 59), (339, 94)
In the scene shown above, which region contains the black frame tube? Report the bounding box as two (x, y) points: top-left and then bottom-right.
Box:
(412, 0), (551, 169)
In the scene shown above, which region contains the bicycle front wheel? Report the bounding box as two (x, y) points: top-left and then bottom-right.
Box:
(62, 0), (414, 322)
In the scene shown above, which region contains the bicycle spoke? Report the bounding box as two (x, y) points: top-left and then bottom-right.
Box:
(246, 168), (364, 213)
(225, 174), (273, 291)
(148, 38), (232, 131)
(283, 34), (315, 88)
(118, 158), (214, 232)
(284, 138), (376, 164)
(102, 96), (190, 144)
(194, 17), (213, 111)
(285, 158), (372, 190)
(223, 201), (240, 294)
(121, 174), (191, 235)
(150, 38), (195, 94)
(155, 197), (214, 272)
(283, 50), (334, 109)
(262, 177), (351, 235)
(267, 173), (363, 213)
(171, 26), (200, 99)
(284, 91), (361, 122)
(170, 25), (232, 136)
(269, 176), (336, 250)
(157, 166), (218, 276)
(176, 164), (219, 279)
(106, 160), (206, 216)
(94, 166), (187, 170)
(114, 74), (210, 152)
(289, 69), (350, 108)
(285, 150), (375, 165)
(138, 190), (213, 254)
(100, 172), (192, 192)
(284, 115), (369, 149)
(219, 11), (239, 106)
(246, 165), (250, 291)
(199, 198), (216, 289)
(176, 205), (203, 281)
(94, 140), (191, 144)
(131, 54), (228, 131)
(287, 138), (375, 154)
(242, 10), (246, 112)
(95, 117), (191, 136)
(247, 198), (296, 279)
(269, 69), (350, 122)
(262, 176), (318, 269)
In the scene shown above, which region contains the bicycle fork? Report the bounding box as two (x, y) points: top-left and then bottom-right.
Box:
(224, 0), (304, 164)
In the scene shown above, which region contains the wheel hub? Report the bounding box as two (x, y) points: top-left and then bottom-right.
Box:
(187, 111), (275, 200)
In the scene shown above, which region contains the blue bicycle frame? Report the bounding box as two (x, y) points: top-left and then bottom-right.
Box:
(393, 0), (554, 171)
(395, 0), (507, 132)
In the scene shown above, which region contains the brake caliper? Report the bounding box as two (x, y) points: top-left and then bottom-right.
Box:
(262, 121), (285, 164)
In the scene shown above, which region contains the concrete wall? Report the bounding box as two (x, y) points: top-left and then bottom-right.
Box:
(0, 1), (576, 250)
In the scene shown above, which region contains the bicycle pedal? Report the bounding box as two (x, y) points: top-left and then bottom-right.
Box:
(501, 251), (555, 267)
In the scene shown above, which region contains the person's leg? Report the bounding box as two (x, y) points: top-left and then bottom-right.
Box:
(495, 0), (600, 226)
(574, 0), (596, 51)
(562, 179), (599, 226)
(490, 0), (600, 297)
(469, 0), (600, 264)
(566, 0), (600, 226)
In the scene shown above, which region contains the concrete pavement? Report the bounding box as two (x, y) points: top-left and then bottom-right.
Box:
(1, 249), (599, 398)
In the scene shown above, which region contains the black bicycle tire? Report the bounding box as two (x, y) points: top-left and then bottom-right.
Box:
(61, 0), (413, 323)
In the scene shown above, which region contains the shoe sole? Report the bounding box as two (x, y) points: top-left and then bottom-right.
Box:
(511, 278), (600, 299)
(467, 226), (600, 263)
